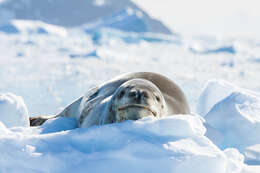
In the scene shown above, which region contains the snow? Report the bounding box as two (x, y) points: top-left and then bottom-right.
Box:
(197, 80), (238, 117)
(0, 93), (29, 128)
(205, 91), (260, 151)
(197, 79), (260, 117)
(198, 80), (260, 166)
(0, 115), (251, 173)
(0, 0), (171, 34)
(245, 144), (260, 165)
(0, 0), (260, 172)
(83, 8), (148, 33)
(0, 20), (67, 36)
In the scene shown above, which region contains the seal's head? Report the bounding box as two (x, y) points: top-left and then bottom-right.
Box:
(108, 79), (167, 123)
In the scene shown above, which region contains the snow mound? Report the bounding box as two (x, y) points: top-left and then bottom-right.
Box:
(197, 79), (260, 117)
(198, 80), (260, 165)
(0, 0), (171, 34)
(0, 93), (29, 128)
(40, 117), (78, 134)
(197, 79), (239, 116)
(0, 20), (67, 36)
(0, 115), (247, 173)
(204, 87), (260, 152)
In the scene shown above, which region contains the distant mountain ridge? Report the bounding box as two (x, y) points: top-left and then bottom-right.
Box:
(0, 0), (172, 34)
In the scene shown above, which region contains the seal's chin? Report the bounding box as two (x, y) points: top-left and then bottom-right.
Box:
(117, 104), (157, 117)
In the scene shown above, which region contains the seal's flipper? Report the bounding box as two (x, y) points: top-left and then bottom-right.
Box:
(30, 116), (51, 126)
(57, 96), (83, 118)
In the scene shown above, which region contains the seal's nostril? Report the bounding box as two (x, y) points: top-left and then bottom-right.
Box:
(129, 90), (137, 97)
(142, 91), (149, 98)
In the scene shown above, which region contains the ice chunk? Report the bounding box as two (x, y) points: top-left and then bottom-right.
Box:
(197, 79), (260, 117)
(224, 148), (244, 173)
(244, 144), (260, 165)
(204, 123), (225, 147)
(197, 79), (238, 116)
(205, 91), (260, 151)
(0, 121), (10, 134)
(0, 93), (29, 128)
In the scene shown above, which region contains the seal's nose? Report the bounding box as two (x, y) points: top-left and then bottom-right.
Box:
(129, 89), (139, 99)
(141, 91), (148, 98)
(129, 89), (148, 102)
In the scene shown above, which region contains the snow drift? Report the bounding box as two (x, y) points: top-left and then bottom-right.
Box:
(197, 79), (260, 117)
(205, 91), (260, 151)
(0, 115), (248, 173)
(198, 80), (260, 165)
(0, 93), (29, 128)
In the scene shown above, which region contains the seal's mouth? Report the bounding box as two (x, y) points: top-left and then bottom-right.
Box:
(118, 104), (157, 117)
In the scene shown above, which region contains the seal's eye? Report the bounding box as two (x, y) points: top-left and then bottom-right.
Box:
(117, 90), (125, 99)
(155, 96), (160, 102)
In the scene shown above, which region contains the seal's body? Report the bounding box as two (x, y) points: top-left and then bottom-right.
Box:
(30, 72), (190, 128)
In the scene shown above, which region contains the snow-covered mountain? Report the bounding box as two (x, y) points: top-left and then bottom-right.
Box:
(0, 0), (172, 34)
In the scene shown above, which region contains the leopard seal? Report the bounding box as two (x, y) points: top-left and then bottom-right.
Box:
(30, 72), (190, 128)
